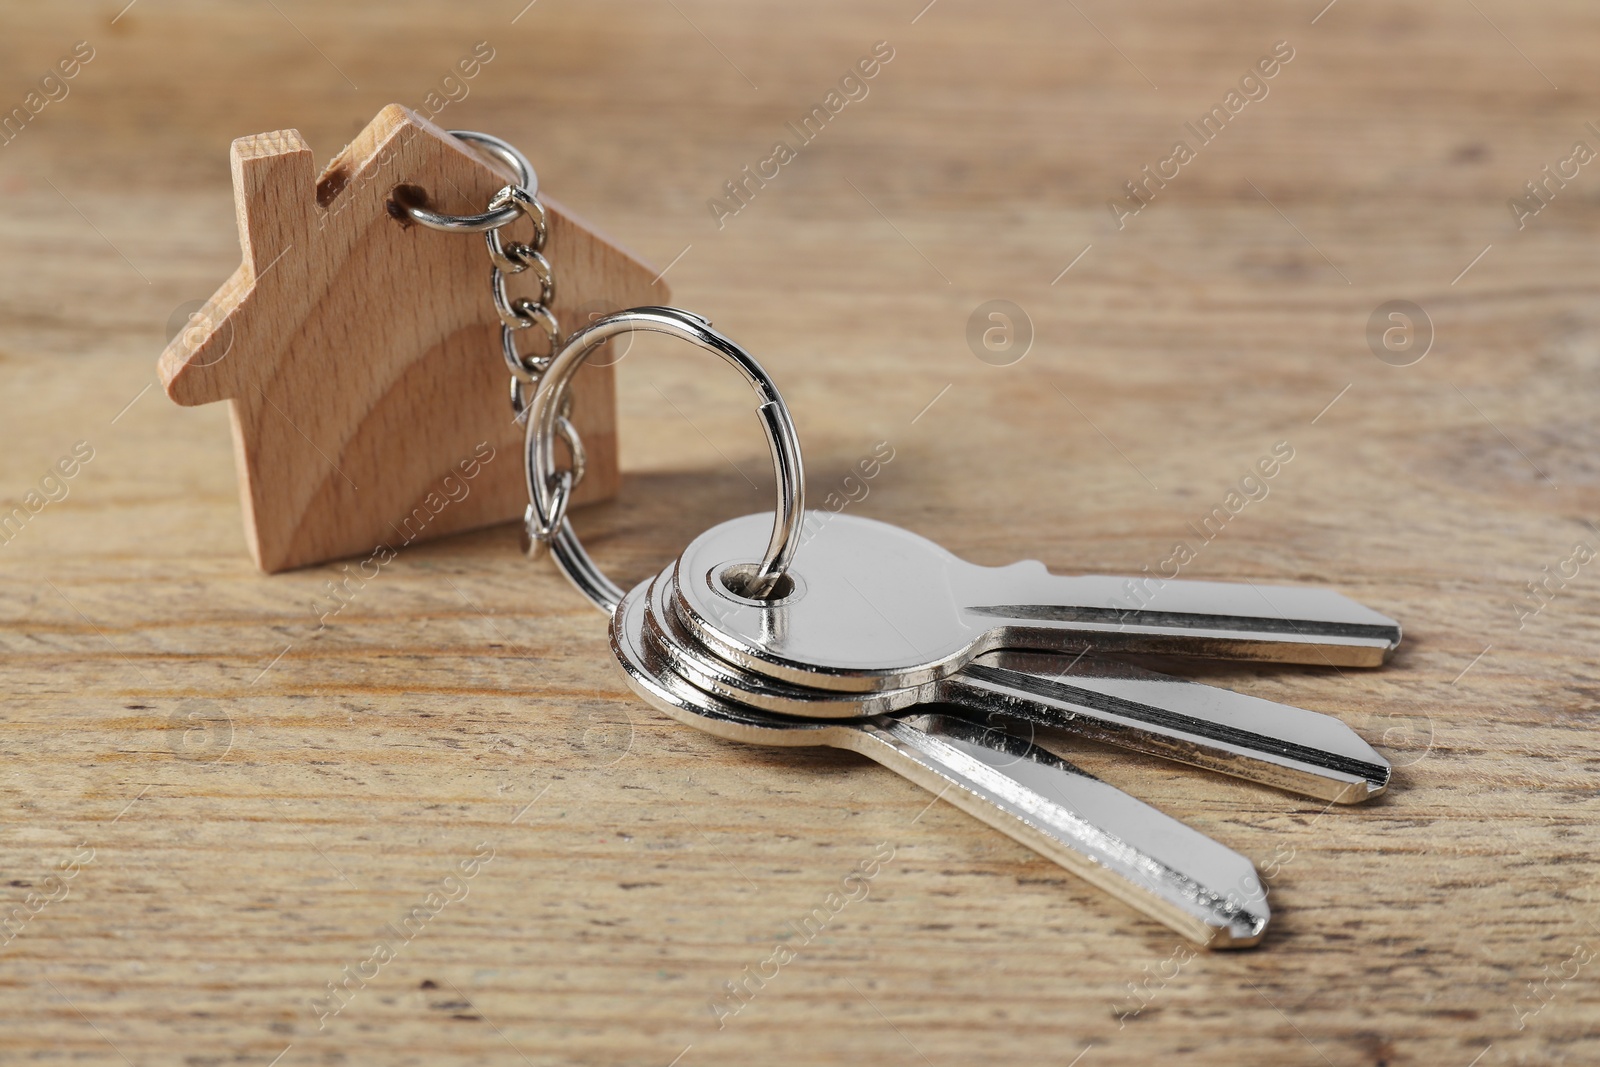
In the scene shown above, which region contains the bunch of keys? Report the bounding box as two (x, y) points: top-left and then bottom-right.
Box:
(165, 117), (1402, 948)
(520, 306), (1402, 949)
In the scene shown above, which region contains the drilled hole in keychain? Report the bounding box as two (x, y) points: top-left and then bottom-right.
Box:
(716, 562), (800, 605)
(386, 184), (430, 226)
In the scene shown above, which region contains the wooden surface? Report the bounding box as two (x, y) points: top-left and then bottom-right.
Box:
(157, 103), (665, 573)
(3, 1), (1599, 1063)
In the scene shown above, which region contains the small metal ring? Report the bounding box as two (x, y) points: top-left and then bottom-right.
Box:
(519, 416), (587, 560)
(489, 245), (554, 300)
(512, 377), (575, 423)
(486, 235), (544, 276)
(492, 269), (561, 335)
(557, 414), (587, 492)
(490, 268), (523, 328)
(504, 329), (542, 386)
(486, 187), (549, 253)
(525, 307), (806, 615)
(510, 375), (534, 420)
(522, 470), (574, 559)
(400, 131), (536, 233)
(500, 309), (561, 378)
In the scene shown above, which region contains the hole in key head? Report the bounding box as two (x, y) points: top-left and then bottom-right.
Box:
(718, 562), (797, 602)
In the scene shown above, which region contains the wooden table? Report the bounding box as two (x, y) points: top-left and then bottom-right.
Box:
(4, 1), (1598, 1063)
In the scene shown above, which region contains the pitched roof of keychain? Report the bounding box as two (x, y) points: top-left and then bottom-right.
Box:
(158, 104), (668, 572)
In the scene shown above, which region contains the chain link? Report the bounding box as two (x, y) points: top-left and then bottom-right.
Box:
(483, 182), (587, 544)
(483, 187), (560, 409)
(398, 130), (587, 543)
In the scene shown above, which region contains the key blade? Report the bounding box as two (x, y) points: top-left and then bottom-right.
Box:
(615, 578), (1268, 947)
(882, 714), (1269, 948)
(658, 563), (1390, 802)
(950, 653), (1391, 803)
(675, 513), (1401, 695)
(960, 568), (1401, 668)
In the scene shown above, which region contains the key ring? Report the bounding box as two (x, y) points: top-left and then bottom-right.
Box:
(400, 130), (536, 232)
(525, 306), (805, 615)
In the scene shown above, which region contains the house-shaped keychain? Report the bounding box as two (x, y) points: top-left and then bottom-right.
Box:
(159, 104), (666, 572)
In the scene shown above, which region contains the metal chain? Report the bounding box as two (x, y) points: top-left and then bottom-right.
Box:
(484, 185), (560, 422)
(400, 130), (586, 498)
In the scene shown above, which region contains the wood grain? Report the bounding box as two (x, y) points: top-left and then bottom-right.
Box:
(2, 1), (1600, 1064)
(157, 103), (668, 572)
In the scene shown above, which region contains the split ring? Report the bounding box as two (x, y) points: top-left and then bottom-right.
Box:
(399, 130), (536, 233)
(524, 307), (806, 615)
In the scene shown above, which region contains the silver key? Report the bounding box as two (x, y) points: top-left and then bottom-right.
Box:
(675, 513), (1402, 692)
(646, 565), (1389, 803)
(611, 577), (1271, 948)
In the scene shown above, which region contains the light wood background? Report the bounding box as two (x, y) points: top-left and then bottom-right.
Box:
(2, 1), (1598, 1064)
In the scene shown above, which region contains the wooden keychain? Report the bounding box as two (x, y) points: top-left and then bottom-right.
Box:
(158, 104), (667, 572)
